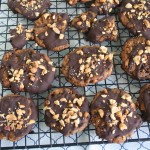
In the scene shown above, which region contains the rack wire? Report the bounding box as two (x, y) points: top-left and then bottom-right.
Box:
(0, 0), (150, 149)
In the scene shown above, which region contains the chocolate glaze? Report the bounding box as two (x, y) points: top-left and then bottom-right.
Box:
(0, 94), (37, 141)
(90, 88), (142, 142)
(10, 28), (27, 49)
(86, 16), (118, 43)
(44, 88), (90, 136)
(38, 28), (68, 50)
(121, 37), (150, 80)
(62, 46), (113, 86)
(88, 0), (119, 15)
(118, 0), (150, 39)
(0, 49), (55, 94)
(34, 12), (69, 51)
(138, 84), (150, 122)
(8, 0), (51, 21)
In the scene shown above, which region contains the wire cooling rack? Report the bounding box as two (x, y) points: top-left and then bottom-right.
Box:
(0, 0), (150, 149)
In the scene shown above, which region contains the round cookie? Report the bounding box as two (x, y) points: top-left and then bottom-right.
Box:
(137, 84), (150, 122)
(0, 49), (55, 94)
(62, 46), (114, 87)
(8, 0), (51, 21)
(90, 88), (142, 143)
(0, 94), (37, 141)
(121, 37), (150, 80)
(44, 88), (90, 136)
(118, 0), (150, 39)
(34, 12), (69, 51)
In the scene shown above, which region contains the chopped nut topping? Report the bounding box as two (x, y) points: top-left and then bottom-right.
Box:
(60, 98), (67, 102)
(121, 103), (127, 107)
(138, 50), (144, 55)
(145, 46), (150, 53)
(16, 24), (23, 34)
(6, 114), (17, 121)
(59, 120), (65, 127)
(128, 112), (133, 117)
(9, 77), (14, 82)
(81, 15), (87, 21)
(109, 99), (116, 105)
(86, 21), (91, 27)
(143, 20), (150, 28)
(100, 46), (107, 53)
(76, 50), (84, 55)
(110, 105), (120, 114)
(53, 114), (59, 120)
(121, 94), (132, 102)
(112, 30), (118, 36)
(59, 34), (64, 39)
(101, 94), (107, 98)
(98, 109), (104, 118)
(54, 100), (60, 106)
(125, 3), (132, 9)
(28, 120), (36, 125)
(146, 40), (150, 46)
(74, 118), (80, 127)
(112, 129), (115, 134)
(35, 12), (40, 17)
(84, 112), (89, 118)
(53, 27), (60, 34)
(77, 21), (82, 26)
(133, 55), (141, 65)
(70, 113), (78, 119)
(45, 31), (48, 36)
(44, 13), (50, 19)
(119, 123), (127, 131)
(49, 109), (55, 115)
(20, 83), (24, 89)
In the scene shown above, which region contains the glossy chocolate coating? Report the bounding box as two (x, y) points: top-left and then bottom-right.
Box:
(0, 49), (55, 94)
(44, 88), (90, 136)
(0, 94), (37, 141)
(90, 88), (142, 143)
(118, 0), (150, 39)
(121, 37), (150, 80)
(8, 0), (51, 21)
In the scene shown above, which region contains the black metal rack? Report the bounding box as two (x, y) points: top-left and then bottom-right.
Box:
(0, 0), (150, 149)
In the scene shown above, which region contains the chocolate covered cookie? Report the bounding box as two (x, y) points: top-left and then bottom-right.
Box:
(34, 12), (69, 51)
(70, 11), (97, 33)
(0, 49), (55, 94)
(86, 16), (118, 43)
(90, 88), (142, 143)
(44, 88), (90, 136)
(118, 0), (150, 39)
(0, 94), (37, 141)
(137, 84), (150, 122)
(89, 0), (120, 15)
(62, 46), (113, 87)
(121, 37), (150, 80)
(8, 0), (51, 21)
(10, 24), (34, 49)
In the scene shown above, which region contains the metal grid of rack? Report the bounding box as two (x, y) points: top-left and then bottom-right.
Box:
(0, 0), (150, 149)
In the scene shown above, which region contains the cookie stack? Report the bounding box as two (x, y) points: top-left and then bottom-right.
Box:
(0, 0), (149, 144)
